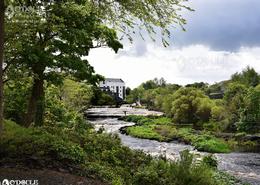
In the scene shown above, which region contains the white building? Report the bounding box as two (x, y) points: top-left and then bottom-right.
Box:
(99, 78), (126, 100)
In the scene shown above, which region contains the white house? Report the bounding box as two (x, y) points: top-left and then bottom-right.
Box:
(99, 78), (126, 100)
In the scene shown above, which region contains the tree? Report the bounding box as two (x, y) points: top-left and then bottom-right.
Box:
(5, 1), (122, 126)
(171, 87), (212, 125)
(4, 75), (32, 124)
(126, 87), (131, 96)
(0, 0), (4, 133)
(223, 83), (248, 131)
(142, 79), (159, 90)
(186, 82), (208, 90)
(94, 0), (192, 46)
(5, 0), (191, 127)
(231, 66), (260, 87)
(237, 87), (260, 133)
(126, 86), (145, 104)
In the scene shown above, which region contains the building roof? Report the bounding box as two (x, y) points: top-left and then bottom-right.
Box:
(105, 78), (124, 83)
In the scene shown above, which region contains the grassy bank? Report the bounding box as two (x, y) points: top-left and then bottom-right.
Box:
(121, 115), (231, 153)
(0, 120), (246, 185)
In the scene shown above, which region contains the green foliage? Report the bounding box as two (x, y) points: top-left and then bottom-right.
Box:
(171, 87), (213, 125)
(126, 80), (180, 111)
(194, 136), (230, 153)
(176, 128), (230, 153)
(127, 67), (260, 134)
(202, 155), (218, 169)
(91, 87), (117, 106)
(141, 78), (166, 90)
(122, 115), (172, 125)
(211, 105), (226, 122)
(1, 120), (86, 163)
(1, 120), (151, 184)
(133, 150), (220, 185)
(61, 79), (93, 111)
(91, 1), (192, 46)
(224, 83), (248, 104)
(203, 120), (230, 133)
(186, 82), (208, 91)
(213, 171), (250, 185)
(123, 116), (231, 153)
(5, 0), (124, 126)
(97, 93), (116, 106)
(127, 125), (164, 141)
(237, 87), (260, 133)
(1, 120), (243, 185)
(4, 77), (32, 124)
(126, 86), (145, 104)
(231, 66), (260, 87)
(44, 78), (93, 128)
(223, 83), (248, 131)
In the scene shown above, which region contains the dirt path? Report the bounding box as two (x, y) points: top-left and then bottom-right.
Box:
(0, 168), (107, 185)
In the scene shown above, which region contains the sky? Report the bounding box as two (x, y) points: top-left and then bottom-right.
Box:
(87, 0), (260, 88)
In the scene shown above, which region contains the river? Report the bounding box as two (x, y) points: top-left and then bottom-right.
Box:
(87, 107), (260, 185)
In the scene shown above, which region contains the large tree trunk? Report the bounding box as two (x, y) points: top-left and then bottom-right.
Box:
(0, 0), (5, 134)
(24, 74), (45, 127)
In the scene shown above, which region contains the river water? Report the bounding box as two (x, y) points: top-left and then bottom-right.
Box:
(87, 108), (260, 185)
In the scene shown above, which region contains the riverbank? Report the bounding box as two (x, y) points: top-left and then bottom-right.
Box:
(120, 115), (259, 153)
(1, 120), (246, 185)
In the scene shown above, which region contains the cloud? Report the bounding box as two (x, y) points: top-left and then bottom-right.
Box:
(87, 45), (260, 88)
(115, 0), (260, 58)
(86, 0), (260, 88)
(116, 41), (148, 58)
(172, 0), (260, 51)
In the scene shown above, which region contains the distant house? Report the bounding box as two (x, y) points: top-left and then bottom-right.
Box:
(99, 78), (126, 100)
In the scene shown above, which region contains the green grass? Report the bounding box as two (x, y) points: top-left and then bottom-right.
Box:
(122, 115), (172, 125)
(123, 116), (231, 153)
(176, 128), (231, 153)
(127, 125), (163, 141)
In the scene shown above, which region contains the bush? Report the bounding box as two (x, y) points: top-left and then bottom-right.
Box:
(4, 77), (32, 124)
(133, 150), (220, 185)
(124, 116), (231, 153)
(0, 120), (243, 185)
(0, 120), (86, 164)
(0, 120), (152, 184)
(202, 155), (218, 168)
(171, 87), (213, 125)
(237, 87), (260, 133)
(194, 137), (230, 153)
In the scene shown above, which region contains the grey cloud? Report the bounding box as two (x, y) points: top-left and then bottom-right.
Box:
(116, 41), (148, 58)
(172, 0), (260, 51)
(117, 0), (260, 57)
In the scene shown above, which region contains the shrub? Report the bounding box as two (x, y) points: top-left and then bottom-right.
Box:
(1, 120), (242, 185)
(237, 87), (260, 133)
(202, 155), (218, 168)
(171, 87), (213, 125)
(1, 120), (86, 164)
(133, 150), (220, 185)
(194, 137), (230, 153)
